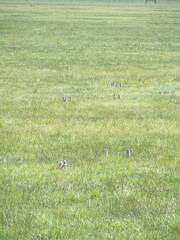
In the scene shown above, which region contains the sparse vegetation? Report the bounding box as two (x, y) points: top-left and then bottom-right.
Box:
(0, 0), (180, 239)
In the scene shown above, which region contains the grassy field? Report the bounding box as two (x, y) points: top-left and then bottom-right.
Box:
(0, 0), (180, 239)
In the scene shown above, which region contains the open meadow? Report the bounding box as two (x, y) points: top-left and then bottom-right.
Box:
(0, 0), (180, 239)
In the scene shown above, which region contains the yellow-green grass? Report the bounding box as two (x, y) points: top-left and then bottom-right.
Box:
(0, 1), (180, 239)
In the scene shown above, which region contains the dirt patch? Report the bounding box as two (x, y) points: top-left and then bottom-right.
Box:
(175, 91), (180, 97)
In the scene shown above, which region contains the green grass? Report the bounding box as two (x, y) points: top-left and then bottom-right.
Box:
(0, 0), (180, 239)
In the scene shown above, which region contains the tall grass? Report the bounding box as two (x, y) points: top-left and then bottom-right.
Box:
(0, 0), (179, 239)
